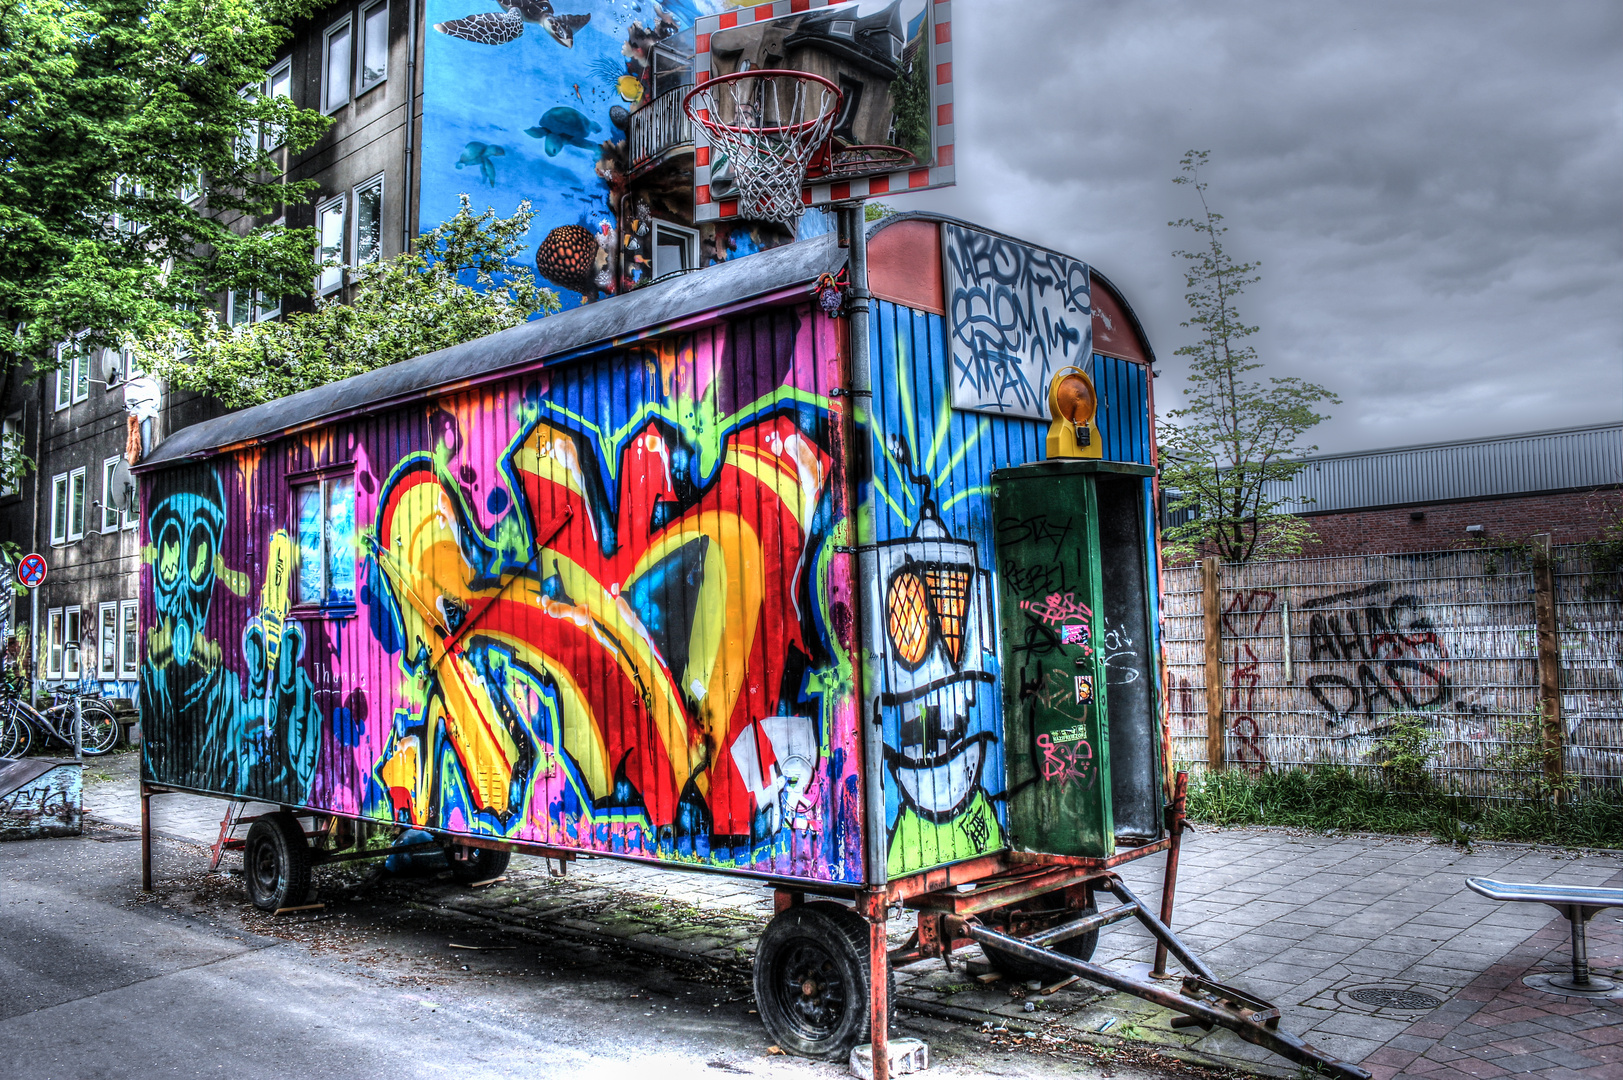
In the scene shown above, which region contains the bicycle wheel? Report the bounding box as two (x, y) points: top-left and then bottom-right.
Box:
(0, 706), (32, 758)
(76, 701), (120, 755)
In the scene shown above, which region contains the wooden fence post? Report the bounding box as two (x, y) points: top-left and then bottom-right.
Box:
(1203, 556), (1224, 773)
(1530, 534), (1564, 798)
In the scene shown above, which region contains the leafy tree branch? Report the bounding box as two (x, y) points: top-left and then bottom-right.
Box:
(1160, 150), (1340, 564)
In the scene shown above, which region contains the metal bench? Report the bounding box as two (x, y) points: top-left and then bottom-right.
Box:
(1466, 877), (1623, 993)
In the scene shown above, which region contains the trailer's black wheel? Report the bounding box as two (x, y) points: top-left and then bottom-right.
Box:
(984, 904), (1099, 983)
(244, 812), (312, 912)
(444, 843), (510, 884)
(754, 901), (889, 1060)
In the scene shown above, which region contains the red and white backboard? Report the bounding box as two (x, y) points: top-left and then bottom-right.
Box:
(691, 0), (955, 223)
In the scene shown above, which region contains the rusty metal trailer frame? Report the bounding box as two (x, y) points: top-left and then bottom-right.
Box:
(141, 771), (1366, 1080)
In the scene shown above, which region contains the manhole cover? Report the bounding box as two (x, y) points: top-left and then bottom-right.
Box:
(1347, 988), (1442, 1010)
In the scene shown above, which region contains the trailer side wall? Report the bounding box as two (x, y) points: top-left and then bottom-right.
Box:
(140, 302), (867, 884)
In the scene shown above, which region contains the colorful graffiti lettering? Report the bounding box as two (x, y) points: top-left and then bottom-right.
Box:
(1021, 591), (1093, 631)
(1035, 731), (1096, 789)
(140, 469), (324, 804)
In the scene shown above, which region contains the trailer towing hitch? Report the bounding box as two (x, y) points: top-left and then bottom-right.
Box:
(943, 877), (1370, 1080)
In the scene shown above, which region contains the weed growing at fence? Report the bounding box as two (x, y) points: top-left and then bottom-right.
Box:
(1184, 765), (1623, 849)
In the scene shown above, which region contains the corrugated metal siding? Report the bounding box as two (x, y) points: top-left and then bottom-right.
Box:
(140, 302), (869, 885)
(865, 304), (1164, 877)
(1266, 424), (1623, 514)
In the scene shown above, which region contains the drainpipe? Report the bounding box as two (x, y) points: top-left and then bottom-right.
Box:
(29, 380), (42, 703)
(839, 202), (885, 887)
(402, 0), (418, 254)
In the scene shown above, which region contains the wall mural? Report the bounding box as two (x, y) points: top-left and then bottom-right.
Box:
(141, 306), (867, 882)
(943, 223), (1093, 421)
(419, 0), (831, 307)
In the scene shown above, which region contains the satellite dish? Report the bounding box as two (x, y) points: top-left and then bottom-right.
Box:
(109, 457), (136, 516)
(100, 347), (124, 385)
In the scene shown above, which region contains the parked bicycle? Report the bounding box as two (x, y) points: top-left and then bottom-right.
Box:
(0, 686), (120, 758)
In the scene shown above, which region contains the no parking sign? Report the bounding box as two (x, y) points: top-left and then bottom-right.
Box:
(16, 553), (46, 589)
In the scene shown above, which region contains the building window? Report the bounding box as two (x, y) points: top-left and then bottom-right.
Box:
(229, 289), (281, 326)
(235, 84), (259, 161)
(293, 474), (356, 609)
(55, 344), (89, 410)
(265, 59), (292, 148)
(323, 16), (353, 113)
(354, 175), (384, 267)
(1, 414), (20, 497)
(62, 607), (82, 675)
(359, 1), (388, 94)
(119, 600), (139, 678)
(98, 602), (118, 679)
(46, 608), (63, 679)
(179, 168), (204, 204)
(316, 196), (347, 293)
(69, 466), (87, 541)
(652, 221), (698, 279)
(50, 473), (68, 545)
(62, 606), (82, 680)
(101, 456), (124, 533)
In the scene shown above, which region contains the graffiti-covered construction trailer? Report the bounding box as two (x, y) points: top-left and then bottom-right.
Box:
(136, 215), (1162, 885)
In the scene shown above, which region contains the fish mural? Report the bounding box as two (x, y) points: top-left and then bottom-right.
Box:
(456, 141), (506, 187)
(526, 107), (601, 157)
(434, 0), (590, 48)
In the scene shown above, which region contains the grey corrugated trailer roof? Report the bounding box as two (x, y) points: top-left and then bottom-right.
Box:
(1264, 422), (1623, 514)
(139, 230), (847, 469)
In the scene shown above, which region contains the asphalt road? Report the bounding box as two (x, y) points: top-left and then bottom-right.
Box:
(0, 823), (1186, 1080)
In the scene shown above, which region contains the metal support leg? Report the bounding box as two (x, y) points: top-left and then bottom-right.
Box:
(1569, 908), (1590, 986)
(140, 782), (152, 892)
(1153, 771), (1189, 979)
(869, 904), (890, 1080)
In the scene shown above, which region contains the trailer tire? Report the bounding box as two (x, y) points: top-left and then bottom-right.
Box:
(754, 901), (889, 1061)
(244, 812), (312, 912)
(984, 904), (1099, 982)
(445, 844), (510, 884)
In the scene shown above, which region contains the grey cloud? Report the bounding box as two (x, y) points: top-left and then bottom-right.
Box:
(892, 0), (1622, 451)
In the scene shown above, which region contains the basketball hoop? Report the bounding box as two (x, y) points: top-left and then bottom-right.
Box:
(685, 70), (841, 229)
(826, 144), (918, 179)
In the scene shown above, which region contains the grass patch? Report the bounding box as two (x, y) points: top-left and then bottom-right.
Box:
(1186, 765), (1623, 849)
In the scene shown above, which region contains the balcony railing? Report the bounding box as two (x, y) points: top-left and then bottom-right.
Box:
(628, 86), (692, 173)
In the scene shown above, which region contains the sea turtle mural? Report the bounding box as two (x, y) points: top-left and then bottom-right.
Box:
(433, 0), (589, 48)
(525, 107), (602, 156)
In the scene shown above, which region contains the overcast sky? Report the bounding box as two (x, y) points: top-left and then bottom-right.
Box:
(884, 0), (1623, 455)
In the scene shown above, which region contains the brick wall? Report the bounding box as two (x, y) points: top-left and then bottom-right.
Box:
(1299, 486), (1621, 557)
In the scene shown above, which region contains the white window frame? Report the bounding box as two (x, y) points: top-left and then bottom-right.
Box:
(235, 84), (260, 162)
(316, 195), (348, 294)
(652, 220), (699, 279)
(46, 608), (63, 680)
(98, 601), (119, 679)
(50, 472), (69, 545)
(323, 15), (354, 113)
(352, 173), (385, 268)
(265, 59), (293, 148)
(54, 353), (72, 410)
(119, 599), (140, 678)
(55, 343), (88, 410)
(68, 466), (87, 542)
(358, 1), (389, 95)
(62, 605), (83, 681)
(1, 414), (20, 497)
(101, 455), (123, 533)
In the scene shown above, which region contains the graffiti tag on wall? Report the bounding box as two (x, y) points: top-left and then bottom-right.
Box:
(944, 224), (1092, 420)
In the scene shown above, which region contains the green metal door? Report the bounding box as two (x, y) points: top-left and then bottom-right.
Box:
(992, 463), (1113, 858)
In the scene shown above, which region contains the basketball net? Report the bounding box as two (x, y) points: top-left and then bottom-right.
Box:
(686, 71), (840, 229)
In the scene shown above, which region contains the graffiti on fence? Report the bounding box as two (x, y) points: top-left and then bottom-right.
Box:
(1302, 581), (1451, 732)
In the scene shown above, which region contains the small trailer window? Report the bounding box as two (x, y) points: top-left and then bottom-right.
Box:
(293, 474), (356, 609)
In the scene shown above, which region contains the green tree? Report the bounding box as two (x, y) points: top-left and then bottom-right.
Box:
(1160, 151), (1340, 564)
(0, 0), (333, 459)
(143, 199), (560, 408)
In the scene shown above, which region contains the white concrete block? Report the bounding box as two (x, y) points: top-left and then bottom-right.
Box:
(848, 1038), (929, 1079)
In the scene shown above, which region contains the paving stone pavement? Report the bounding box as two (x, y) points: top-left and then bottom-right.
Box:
(82, 754), (1623, 1078)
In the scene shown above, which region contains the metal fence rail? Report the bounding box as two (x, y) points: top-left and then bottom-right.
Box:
(1162, 545), (1623, 797)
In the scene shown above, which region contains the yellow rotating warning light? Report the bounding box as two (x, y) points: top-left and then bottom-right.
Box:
(1046, 367), (1103, 459)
